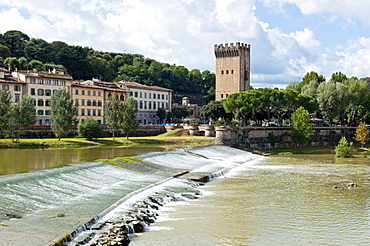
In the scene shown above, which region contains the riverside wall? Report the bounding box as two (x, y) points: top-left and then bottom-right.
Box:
(214, 126), (357, 148)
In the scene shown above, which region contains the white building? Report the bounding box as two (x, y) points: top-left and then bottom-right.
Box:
(115, 81), (172, 124)
(12, 69), (73, 125)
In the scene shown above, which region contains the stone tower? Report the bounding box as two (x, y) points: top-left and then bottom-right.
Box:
(214, 42), (250, 101)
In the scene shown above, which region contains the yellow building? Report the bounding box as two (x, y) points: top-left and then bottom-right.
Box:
(72, 78), (126, 124)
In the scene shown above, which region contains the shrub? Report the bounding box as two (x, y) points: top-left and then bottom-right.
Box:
(335, 136), (354, 158)
(77, 118), (102, 140)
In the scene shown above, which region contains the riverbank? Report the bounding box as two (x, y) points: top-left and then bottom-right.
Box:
(0, 129), (215, 149)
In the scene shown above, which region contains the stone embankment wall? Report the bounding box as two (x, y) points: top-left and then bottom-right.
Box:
(6, 125), (167, 139)
(215, 126), (357, 148)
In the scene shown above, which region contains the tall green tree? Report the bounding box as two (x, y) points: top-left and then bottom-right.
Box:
(0, 89), (13, 138)
(353, 122), (369, 147)
(121, 96), (139, 139)
(156, 107), (167, 124)
(343, 77), (369, 124)
(50, 88), (76, 140)
(200, 100), (232, 123)
(301, 71), (325, 86)
(291, 106), (312, 147)
(105, 93), (123, 139)
(330, 71), (347, 83)
(11, 95), (36, 142)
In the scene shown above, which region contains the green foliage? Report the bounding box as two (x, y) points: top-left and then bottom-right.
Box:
(121, 96), (139, 138)
(78, 118), (102, 140)
(156, 107), (167, 123)
(301, 71), (325, 86)
(0, 44), (11, 58)
(335, 137), (354, 158)
(12, 95), (36, 141)
(0, 89), (13, 138)
(200, 100), (232, 123)
(291, 106), (312, 147)
(105, 93), (123, 138)
(268, 132), (276, 147)
(353, 122), (369, 146)
(172, 105), (192, 119)
(50, 88), (76, 140)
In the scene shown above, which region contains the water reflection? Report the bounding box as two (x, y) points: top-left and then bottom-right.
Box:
(0, 145), (167, 175)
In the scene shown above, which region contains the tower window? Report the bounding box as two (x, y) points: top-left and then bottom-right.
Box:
(226, 70), (229, 74)
(221, 94), (224, 98)
(231, 70), (234, 74)
(221, 70), (224, 74)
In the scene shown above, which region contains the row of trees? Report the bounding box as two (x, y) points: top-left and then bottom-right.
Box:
(0, 30), (215, 101)
(0, 88), (139, 141)
(199, 71), (370, 126)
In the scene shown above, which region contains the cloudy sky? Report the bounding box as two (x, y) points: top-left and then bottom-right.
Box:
(1, 0), (370, 88)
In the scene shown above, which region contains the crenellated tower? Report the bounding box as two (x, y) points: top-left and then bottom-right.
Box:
(214, 42), (250, 101)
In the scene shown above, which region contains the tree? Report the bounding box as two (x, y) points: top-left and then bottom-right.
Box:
(105, 93), (123, 139)
(335, 137), (354, 158)
(0, 89), (13, 138)
(121, 96), (139, 139)
(353, 122), (369, 147)
(11, 95), (36, 142)
(344, 77), (369, 124)
(330, 71), (347, 83)
(172, 105), (192, 120)
(156, 107), (167, 124)
(50, 88), (76, 140)
(291, 106), (312, 147)
(301, 71), (325, 86)
(200, 100), (232, 124)
(78, 118), (102, 140)
(0, 44), (11, 58)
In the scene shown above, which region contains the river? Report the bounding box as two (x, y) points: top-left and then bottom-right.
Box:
(1, 146), (370, 245)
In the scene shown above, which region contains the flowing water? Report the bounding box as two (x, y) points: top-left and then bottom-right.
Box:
(1, 146), (370, 246)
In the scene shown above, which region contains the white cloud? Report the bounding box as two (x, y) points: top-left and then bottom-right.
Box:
(289, 28), (320, 49)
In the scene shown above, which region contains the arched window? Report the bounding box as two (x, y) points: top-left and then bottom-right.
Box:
(120, 94), (124, 101)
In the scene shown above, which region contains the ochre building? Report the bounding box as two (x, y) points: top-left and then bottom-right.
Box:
(214, 42), (250, 101)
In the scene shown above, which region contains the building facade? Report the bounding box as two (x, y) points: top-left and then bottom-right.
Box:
(12, 69), (73, 125)
(72, 78), (126, 124)
(214, 42), (250, 101)
(0, 68), (26, 104)
(116, 81), (172, 124)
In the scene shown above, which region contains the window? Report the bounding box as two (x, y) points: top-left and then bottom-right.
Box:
(2, 84), (9, 90)
(61, 81), (66, 86)
(153, 94), (156, 99)
(87, 100), (91, 106)
(108, 93), (112, 98)
(37, 110), (44, 115)
(166, 103), (169, 110)
(98, 109), (101, 116)
(98, 101), (102, 106)
(130, 92), (133, 96)
(149, 93), (151, 99)
(148, 102), (152, 109)
(92, 100), (96, 106)
(45, 89), (51, 96)
(226, 70), (229, 74)
(14, 85), (21, 91)
(81, 99), (85, 106)
(15, 94), (20, 103)
(75, 99), (79, 106)
(75, 89), (79, 95)
(157, 94), (160, 99)
(140, 92), (142, 98)
(221, 94), (224, 98)
(162, 102), (164, 108)
(135, 92), (138, 97)
(144, 93), (147, 98)
(162, 94), (164, 100)
(87, 109), (91, 116)
(221, 70), (224, 74)
(139, 101), (143, 109)
(46, 79), (51, 85)
(166, 95), (168, 100)
(30, 78), (36, 84)
(38, 79), (44, 84)
(81, 109), (85, 116)
(53, 80), (58, 85)
(87, 90), (90, 96)
(45, 110), (50, 115)
(92, 109), (96, 116)
(153, 103), (156, 110)
(38, 99), (44, 106)
(231, 70), (234, 74)
(81, 90), (85, 95)
(31, 88), (35, 95)
(38, 89), (44, 96)
(93, 91), (96, 96)
(120, 94), (124, 101)
(144, 101), (147, 109)
(53, 90), (57, 94)
(98, 91), (101, 96)
(45, 100), (50, 106)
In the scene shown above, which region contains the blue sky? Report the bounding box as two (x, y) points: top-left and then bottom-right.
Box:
(1, 0), (370, 89)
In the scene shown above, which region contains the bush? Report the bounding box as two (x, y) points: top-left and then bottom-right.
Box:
(77, 118), (102, 140)
(335, 137), (354, 158)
